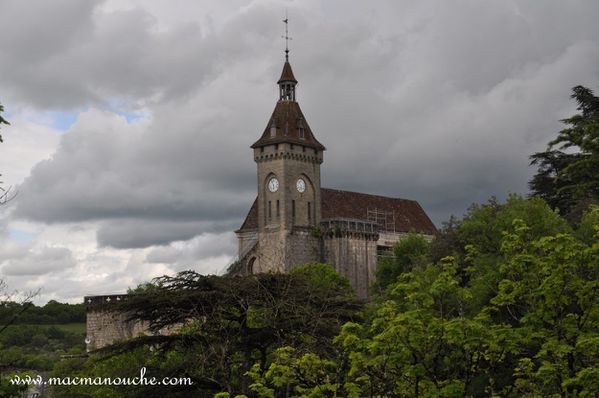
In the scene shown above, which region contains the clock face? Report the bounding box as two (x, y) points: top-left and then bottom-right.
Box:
(268, 178), (279, 192)
(296, 178), (306, 193)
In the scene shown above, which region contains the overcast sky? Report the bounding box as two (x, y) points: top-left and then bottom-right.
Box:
(1, 0), (598, 304)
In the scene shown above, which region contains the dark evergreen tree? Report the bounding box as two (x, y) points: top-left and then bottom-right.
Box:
(55, 265), (362, 397)
(530, 85), (599, 222)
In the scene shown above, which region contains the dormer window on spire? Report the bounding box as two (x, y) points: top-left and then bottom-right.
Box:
(298, 118), (305, 139)
(251, 48), (325, 152)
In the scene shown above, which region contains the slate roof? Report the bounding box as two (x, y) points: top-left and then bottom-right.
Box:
(237, 188), (437, 235)
(238, 197), (258, 232)
(278, 61), (297, 83)
(251, 101), (326, 151)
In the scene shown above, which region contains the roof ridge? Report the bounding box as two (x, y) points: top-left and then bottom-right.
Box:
(321, 187), (417, 203)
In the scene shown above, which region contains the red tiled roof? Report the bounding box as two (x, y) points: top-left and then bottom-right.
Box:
(251, 101), (326, 151)
(321, 188), (437, 235)
(278, 61), (297, 83)
(237, 188), (437, 235)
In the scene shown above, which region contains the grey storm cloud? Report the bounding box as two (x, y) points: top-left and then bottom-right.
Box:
(1, 246), (76, 276)
(97, 219), (239, 249)
(0, 0), (282, 109)
(7, 0), (599, 252)
(12, 102), (260, 247)
(145, 232), (237, 271)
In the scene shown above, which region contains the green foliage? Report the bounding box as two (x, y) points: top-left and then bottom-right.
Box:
(50, 199), (599, 397)
(0, 300), (86, 325)
(127, 281), (161, 294)
(0, 371), (30, 398)
(530, 85), (599, 221)
(247, 346), (343, 398)
(242, 201), (599, 397)
(430, 194), (570, 315)
(0, 323), (85, 371)
(374, 233), (430, 292)
(52, 346), (197, 398)
(55, 270), (362, 397)
(0, 300), (85, 374)
(433, 195), (569, 259)
(290, 263), (352, 292)
(490, 214), (599, 396)
(576, 204), (599, 245)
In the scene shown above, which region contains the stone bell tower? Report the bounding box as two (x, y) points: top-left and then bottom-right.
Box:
(249, 45), (326, 273)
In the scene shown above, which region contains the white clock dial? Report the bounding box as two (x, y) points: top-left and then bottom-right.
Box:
(268, 178), (279, 192)
(296, 178), (306, 193)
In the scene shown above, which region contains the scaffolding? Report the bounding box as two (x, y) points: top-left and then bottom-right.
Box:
(367, 208), (396, 233)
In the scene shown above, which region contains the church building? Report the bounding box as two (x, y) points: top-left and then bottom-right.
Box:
(234, 51), (437, 297)
(83, 42), (439, 352)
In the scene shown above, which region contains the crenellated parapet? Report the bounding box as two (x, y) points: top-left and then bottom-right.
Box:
(254, 142), (324, 164)
(84, 294), (148, 351)
(84, 294), (132, 309)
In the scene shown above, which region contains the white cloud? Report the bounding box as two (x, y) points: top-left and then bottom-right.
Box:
(0, 112), (61, 189)
(2, 246), (76, 276)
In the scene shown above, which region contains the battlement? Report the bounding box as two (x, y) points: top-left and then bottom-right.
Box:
(84, 294), (132, 309)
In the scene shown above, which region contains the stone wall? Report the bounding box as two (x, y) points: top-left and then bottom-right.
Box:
(86, 310), (148, 351)
(321, 226), (378, 298)
(285, 227), (322, 270)
(237, 230), (258, 260)
(256, 227), (287, 273)
(254, 142), (323, 232)
(85, 294), (180, 350)
(84, 295), (143, 350)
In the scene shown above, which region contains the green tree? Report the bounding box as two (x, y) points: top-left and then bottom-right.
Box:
(245, 204), (599, 397)
(530, 85), (599, 222)
(431, 195), (570, 315)
(374, 233), (430, 292)
(491, 212), (599, 396)
(53, 266), (362, 397)
(0, 372), (29, 398)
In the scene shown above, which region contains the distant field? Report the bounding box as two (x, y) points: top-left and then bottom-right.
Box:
(19, 323), (86, 334)
(50, 323), (86, 334)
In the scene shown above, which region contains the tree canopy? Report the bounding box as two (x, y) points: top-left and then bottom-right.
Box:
(49, 199), (599, 397)
(530, 85), (599, 222)
(242, 202), (599, 397)
(52, 264), (362, 397)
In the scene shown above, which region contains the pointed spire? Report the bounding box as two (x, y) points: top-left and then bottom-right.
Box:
(278, 62), (297, 84)
(250, 16), (325, 151)
(278, 16), (297, 101)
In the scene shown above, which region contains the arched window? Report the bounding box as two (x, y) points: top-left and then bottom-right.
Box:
(247, 257), (256, 275)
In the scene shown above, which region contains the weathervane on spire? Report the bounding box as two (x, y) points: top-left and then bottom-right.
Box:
(282, 11), (292, 61)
